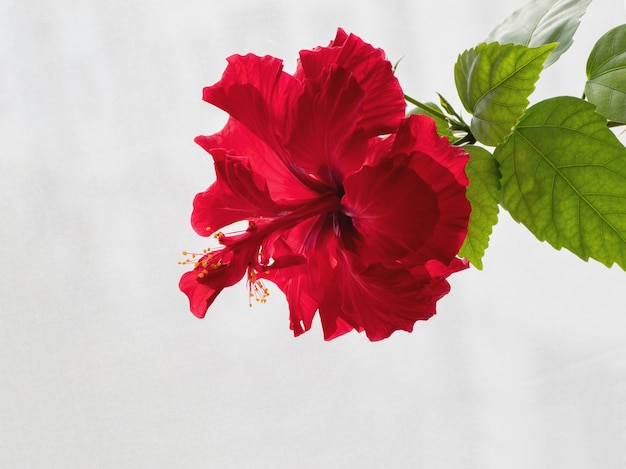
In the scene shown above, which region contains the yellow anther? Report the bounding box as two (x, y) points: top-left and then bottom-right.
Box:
(247, 272), (270, 308)
(179, 247), (217, 268)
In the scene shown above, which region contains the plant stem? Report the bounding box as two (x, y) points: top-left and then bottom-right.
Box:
(404, 93), (474, 145)
(403, 94), (450, 123)
(437, 92), (465, 123)
(404, 93), (470, 132)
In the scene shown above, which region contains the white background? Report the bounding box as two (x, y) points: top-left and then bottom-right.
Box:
(2, 1), (626, 467)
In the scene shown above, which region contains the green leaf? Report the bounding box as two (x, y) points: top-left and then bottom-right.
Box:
(585, 24), (626, 123)
(459, 146), (501, 269)
(455, 42), (556, 146)
(494, 96), (626, 269)
(437, 93), (461, 120)
(408, 103), (453, 140)
(486, 0), (592, 67)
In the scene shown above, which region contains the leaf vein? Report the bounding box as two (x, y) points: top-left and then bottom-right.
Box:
(517, 131), (626, 245)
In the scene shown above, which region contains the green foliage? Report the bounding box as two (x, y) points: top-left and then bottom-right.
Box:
(486, 0), (592, 67)
(494, 96), (626, 269)
(403, 0), (626, 273)
(585, 24), (626, 123)
(437, 93), (462, 121)
(455, 42), (556, 146)
(459, 146), (501, 269)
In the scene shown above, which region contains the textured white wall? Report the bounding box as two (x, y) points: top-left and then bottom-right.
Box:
(2, 1), (626, 467)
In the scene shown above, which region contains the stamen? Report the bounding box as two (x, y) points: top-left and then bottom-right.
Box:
(247, 268), (270, 307)
(177, 247), (213, 266)
(178, 250), (200, 265)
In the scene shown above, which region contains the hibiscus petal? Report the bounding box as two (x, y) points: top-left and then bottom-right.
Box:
(287, 64), (368, 183)
(296, 29), (405, 136)
(196, 117), (321, 209)
(190, 150), (283, 236)
(179, 242), (259, 319)
(423, 257), (470, 281)
(202, 54), (302, 150)
(389, 115), (471, 264)
(328, 27), (349, 47)
(282, 273), (321, 336)
(363, 133), (394, 166)
(318, 253), (444, 341)
(179, 270), (222, 318)
(341, 160), (440, 263)
(392, 114), (469, 187)
(258, 237), (323, 336)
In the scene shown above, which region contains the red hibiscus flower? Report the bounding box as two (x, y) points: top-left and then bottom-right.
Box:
(180, 29), (471, 341)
